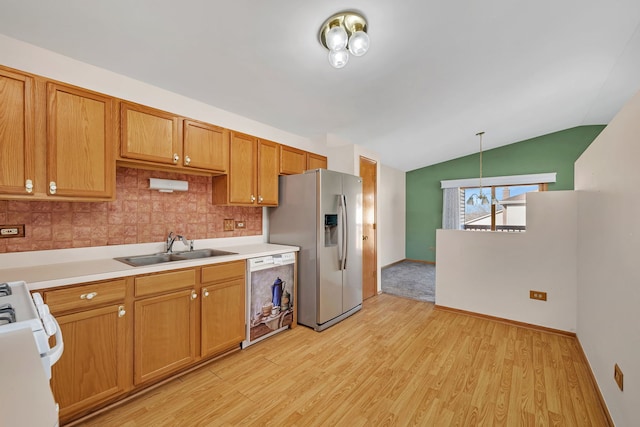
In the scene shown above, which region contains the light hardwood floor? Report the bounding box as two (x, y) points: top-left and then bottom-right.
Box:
(77, 294), (610, 426)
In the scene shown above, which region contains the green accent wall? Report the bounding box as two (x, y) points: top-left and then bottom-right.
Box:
(406, 125), (605, 262)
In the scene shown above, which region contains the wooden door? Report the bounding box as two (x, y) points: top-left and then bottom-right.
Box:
(201, 278), (245, 357)
(51, 304), (128, 423)
(134, 289), (197, 385)
(47, 83), (114, 198)
(0, 67), (35, 195)
(183, 120), (229, 172)
(279, 145), (306, 175)
(307, 153), (327, 170)
(360, 157), (377, 299)
(228, 131), (257, 204)
(120, 102), (180, 165)
(257, 139), (279, 206)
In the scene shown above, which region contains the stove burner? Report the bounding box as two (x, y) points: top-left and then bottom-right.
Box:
(0, 283), (12, 297)
(0, 303), (16, 324)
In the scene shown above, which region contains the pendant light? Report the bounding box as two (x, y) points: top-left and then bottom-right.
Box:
(466, 132), (491, 206)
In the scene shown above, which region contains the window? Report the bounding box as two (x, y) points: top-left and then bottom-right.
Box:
(440, 173), (556, 233)
(463, 184), (546, 231)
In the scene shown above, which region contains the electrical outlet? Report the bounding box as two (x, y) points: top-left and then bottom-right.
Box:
(223, 219), (235, 231)
(614, 364), (623, 391)
(529, 290), (547, 301)
(235, 220), (246, 229)
(0, 224), (25, 238)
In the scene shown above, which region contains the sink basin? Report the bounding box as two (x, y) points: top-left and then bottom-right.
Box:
(172, 249), (238, 259)
(115, 249), (237, 267)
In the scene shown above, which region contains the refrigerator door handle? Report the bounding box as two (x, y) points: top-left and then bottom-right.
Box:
(340, 194), (348, 270)
(337, 195), (344, 267)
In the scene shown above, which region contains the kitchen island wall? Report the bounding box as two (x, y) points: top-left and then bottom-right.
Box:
(0, 167), (262, 253)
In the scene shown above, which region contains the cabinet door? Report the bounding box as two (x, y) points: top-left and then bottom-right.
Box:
(134, 289), (197, 385)
(183, 120), (228, 172)
(307, 153), (328, 170)
(257, 139), (279, 206)
(121, 102), (181, 166)
(228, 131), (257, 204)
(0, 67), (35, 195)
(51, 304), (128, 423)
(47, 83), (114, 198)
(279, 145), (306, 175)
(201, 278), (245, 357)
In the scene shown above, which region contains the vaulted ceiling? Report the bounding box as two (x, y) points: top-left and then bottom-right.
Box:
(2, 0), (639, 171)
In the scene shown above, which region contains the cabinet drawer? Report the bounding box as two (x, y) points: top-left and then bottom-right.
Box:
(135, 269), (196, 297)
(201, 261), (245, 284)
(44, 279), (126, 314)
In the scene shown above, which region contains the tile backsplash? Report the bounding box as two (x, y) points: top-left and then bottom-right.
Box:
(0, 167), (262, 253)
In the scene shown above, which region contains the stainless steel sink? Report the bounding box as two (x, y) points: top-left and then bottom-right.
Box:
(171, 249), (237, 259)
(115, 249), (237, 267)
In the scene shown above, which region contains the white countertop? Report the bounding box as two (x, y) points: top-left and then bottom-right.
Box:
(0, 238), (298, 290)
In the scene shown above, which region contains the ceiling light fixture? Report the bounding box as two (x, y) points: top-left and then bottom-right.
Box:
(319, 11), (369, 69)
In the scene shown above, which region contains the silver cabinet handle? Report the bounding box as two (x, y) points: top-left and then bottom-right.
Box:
(81, 292), (97, 300)
(191, 290), (198, 300)
(118, 305), (126, 317)
(258, 195), (264, 203)
(202, 288), (209, 298)
(49, 181), (57, 195)
(250, 195), (256, 203)
(173, 153), (180, 164)
(25, 179), (33, 193)
(185, 155), (191, 165)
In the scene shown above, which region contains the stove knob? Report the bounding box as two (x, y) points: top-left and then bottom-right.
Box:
(32, 292), (44, 307)
(37, 303), (51, 320)
(43, 314), (57, 337)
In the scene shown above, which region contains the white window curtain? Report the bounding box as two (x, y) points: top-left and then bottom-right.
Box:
(442, 187), (462, 229)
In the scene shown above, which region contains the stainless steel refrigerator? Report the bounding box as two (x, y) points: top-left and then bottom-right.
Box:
(269, 169), (363, 331)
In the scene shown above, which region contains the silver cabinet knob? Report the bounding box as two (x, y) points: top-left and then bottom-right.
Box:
(191, 290), (198, 300)
(173, 153), (180, 164)
(118, 305), (126, 317)
(258, 195), (264, 203)
(25, 179), (33, 194)
(185, 155), (191, 165)
(250, 195), (256, 203)
(202, 288), (209, 298)
(49, 181), (57, 195)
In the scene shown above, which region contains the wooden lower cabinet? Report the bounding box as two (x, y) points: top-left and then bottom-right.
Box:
(134, 289), (197, 385)
(51, 303), (128, 424)
(201, 277), (245, 357)
(46, 261), (248, 424)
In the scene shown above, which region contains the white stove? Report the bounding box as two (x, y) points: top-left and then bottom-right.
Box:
(0, 281), (64, 379)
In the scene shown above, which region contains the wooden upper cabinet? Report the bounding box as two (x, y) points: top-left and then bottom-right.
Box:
(279, 145), (306, 175)
(120, 102), (181, 166)
(213, 132), (279, 206)
(47, 82), (115, 198)
(307, 152), (328, 170)
(183, 120), (228, 173)
(0, 67), (35, 195)
(257, 139), (279, 205)
(228, 131), (257, 204)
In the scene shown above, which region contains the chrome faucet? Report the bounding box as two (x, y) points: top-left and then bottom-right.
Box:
(166, 231), (194, 253)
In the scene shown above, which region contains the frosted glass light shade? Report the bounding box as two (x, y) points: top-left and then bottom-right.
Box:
(325, 26), (348, 51)
(348, 30), (370, 56)
(328, 49), (349, 68)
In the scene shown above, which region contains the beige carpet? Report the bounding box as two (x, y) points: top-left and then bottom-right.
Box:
(381, 260), (435, 302)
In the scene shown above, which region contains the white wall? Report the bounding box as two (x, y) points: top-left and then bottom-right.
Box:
(379, 165), (406, 266)
(574, 90), (640, 426)
(436, 191), (578, 332)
